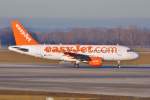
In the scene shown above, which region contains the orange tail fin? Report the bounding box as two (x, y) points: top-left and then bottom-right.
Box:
(11, 20), (38, 45)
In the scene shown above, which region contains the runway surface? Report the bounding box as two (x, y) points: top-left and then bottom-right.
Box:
(0, 63), (150, 97)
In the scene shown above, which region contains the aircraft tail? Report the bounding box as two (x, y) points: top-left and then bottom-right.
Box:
(11, 20), (38, 45)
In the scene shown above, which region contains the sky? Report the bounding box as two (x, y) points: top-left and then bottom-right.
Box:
(0, 0), (150, 29)
(0, 0), (150, 19)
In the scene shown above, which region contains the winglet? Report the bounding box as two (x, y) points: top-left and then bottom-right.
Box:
(11, 20), (38, 45)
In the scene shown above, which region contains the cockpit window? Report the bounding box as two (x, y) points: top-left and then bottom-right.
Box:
(127, 49), (134, 52)
(12, 47), (29, 52)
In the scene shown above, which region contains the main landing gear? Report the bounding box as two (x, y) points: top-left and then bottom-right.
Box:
(74, 63), (79, 68)
(74, 61), (80, 68)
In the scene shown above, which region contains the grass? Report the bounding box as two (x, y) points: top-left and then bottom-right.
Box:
(0, 90), (149, 100)
(0, 50), (58, 64)
(0, 50), (149, 66)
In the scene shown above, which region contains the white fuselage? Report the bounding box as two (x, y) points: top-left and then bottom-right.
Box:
(8, 45), (139, 63)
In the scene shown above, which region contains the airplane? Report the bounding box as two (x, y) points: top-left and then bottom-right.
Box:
(8, 20), (139, 68)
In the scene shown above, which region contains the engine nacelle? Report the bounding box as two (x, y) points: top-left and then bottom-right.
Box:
(88, 57), (102, 67)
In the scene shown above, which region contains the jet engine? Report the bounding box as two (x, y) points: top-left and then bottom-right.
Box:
(88, 57), (102, 67)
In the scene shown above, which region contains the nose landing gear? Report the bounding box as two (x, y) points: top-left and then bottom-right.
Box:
(117, 60), (121, 68)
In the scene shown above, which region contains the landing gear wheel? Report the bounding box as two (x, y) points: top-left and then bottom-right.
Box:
(74, 63), (80, 68)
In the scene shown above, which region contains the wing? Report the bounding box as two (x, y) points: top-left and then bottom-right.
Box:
(64, 52), (91, 62)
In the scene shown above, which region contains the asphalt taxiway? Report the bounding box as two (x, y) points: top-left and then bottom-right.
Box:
(0, 63), (150, 98)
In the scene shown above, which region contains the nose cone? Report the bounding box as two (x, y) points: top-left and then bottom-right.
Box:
(130, 52), (139, 60)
